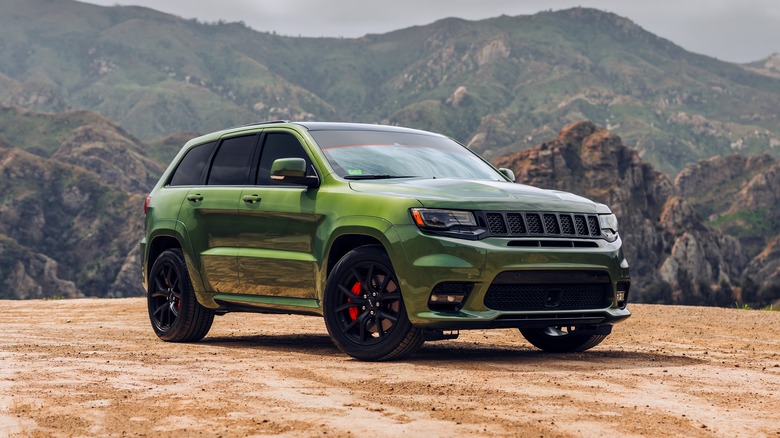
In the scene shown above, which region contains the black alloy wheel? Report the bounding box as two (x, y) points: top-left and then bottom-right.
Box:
(324, 246), (423, 360)
(147, 249), (214, 342)
(149, 258), (182, 331)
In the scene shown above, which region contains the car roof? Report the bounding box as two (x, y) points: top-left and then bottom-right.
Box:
(182, 121), (446, 149)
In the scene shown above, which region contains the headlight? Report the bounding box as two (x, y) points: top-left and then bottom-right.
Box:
(411, 208), (476, 229)
(598, 213), (619, 242)
(598, 213), (618, 232)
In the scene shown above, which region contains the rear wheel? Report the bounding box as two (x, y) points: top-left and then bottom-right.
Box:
(147, 249), (214, 342)
(520, 326), (608, 353)
(323, 245), (423, 361)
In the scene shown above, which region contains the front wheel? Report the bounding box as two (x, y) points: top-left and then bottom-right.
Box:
(520, 326), (608, 353)
(323, 245), (423, 361)
(147, 249), (214, 342)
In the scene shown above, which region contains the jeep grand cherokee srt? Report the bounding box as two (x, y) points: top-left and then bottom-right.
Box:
(141, 121), (631, 360)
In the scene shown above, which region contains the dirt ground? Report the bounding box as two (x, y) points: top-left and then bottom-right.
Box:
(1, 299), (779, 437)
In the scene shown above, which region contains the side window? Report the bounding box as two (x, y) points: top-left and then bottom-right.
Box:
(168, 141), (216, 186)
(207, 135), (258, 186)
(257, 133), (313, 185)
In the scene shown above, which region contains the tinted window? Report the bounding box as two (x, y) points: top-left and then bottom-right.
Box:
(257, 133), (313, 185)
(168, 141), (216, 186)
(207, 135), (258, 185)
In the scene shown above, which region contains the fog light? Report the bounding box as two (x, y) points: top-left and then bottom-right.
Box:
(428, 282), (473, 312)
(616, 281), (630, 309)
(430, 293), (466, 303)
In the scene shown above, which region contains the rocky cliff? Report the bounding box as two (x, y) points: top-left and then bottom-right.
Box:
(494, 121), (750, 305)
(0, 108), (159, 299)
(675, 153), (780, 305)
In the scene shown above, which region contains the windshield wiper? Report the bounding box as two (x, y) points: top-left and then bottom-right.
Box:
(343, 174), (416, 180)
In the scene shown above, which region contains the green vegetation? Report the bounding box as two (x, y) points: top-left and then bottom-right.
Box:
(0, 107), (108, 156)
(735, 302), (780, 311)
(2, 2), (780, 174)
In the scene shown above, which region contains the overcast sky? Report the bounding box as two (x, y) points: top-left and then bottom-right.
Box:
(80, 0), (779, 63)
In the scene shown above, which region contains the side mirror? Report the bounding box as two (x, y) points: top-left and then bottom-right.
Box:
(271, 158), (320, 188)
(499, 168), (516, 182)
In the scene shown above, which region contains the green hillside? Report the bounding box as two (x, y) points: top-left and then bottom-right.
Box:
(1, 0), (779, 175)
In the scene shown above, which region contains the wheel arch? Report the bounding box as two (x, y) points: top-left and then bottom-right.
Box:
(145, 229), (215, 308)
(319, 219), (403, 303)
(326, 234), (384, 277)
(146, 235), (182, 280)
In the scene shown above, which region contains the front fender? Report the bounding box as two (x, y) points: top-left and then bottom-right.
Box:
(318, 216), (403, 302)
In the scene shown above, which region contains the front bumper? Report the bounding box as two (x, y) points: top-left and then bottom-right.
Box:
(391, 224), (632, 329)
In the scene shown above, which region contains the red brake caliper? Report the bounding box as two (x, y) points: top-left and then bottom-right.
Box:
(348, 281), (361, 320)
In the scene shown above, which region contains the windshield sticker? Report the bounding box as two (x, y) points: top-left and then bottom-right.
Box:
(347, 169), (363, 175)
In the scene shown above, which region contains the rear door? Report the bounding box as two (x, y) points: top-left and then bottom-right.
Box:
(236, 130), (321, 298)
(177, 133), (260, 293)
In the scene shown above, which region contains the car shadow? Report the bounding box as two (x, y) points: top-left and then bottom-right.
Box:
(409, 343), (707, 370)
(200, 333), (706, 369)
(201, 333), (343, 357)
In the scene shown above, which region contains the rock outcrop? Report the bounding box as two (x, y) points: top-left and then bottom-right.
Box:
(675, 153), (780, 305)
(494, 121), (748, 305)
(0, 234), (81, 299)
(741, 237), (780, 305)
(675, 154), (777, 215)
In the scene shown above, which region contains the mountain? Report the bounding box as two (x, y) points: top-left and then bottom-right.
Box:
(0, 106), (159, 299)
(1, 1), (779, 304)
(1, 105), (776, 306)
(2, 0), (780, 176)
(494, 121), (751, 306)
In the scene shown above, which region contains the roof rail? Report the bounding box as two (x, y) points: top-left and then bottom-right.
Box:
(227, 120), (290, 130)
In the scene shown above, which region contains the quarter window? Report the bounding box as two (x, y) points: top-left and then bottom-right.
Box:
(168, 141), (216, 186)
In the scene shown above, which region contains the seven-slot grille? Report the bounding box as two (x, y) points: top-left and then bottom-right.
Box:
(483, 212), (601, 238)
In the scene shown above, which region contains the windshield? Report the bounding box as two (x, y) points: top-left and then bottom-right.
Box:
(309, 130), (504, 180)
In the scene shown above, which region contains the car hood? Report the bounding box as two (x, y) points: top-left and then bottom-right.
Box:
(348, 178), (607, 213)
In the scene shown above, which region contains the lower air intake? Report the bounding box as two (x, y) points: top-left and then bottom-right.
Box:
(483, 270), (612, 311)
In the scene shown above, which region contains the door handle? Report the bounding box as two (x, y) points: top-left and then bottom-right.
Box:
(186, 194), (203, 202)
(242, 194), (261, 204)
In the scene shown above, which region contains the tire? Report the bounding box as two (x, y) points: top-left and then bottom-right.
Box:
(519, 326), (608, 353)
(323, 245), (423, 361)
(147, 249), (214, 342)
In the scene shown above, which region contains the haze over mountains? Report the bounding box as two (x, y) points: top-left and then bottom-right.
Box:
(1, 0), (778, 305)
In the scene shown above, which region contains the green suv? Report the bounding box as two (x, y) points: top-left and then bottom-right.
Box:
(141, 121), (631, 360)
